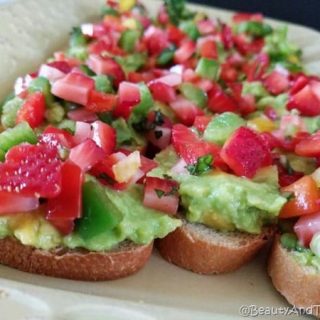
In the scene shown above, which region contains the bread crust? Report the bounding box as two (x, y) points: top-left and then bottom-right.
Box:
(156, 220), (274, 274)
(0, 237), (153, 281)
(268, 236), (320, 317)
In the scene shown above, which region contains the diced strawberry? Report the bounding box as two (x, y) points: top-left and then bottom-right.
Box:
(167, 25), (186, 46)
(172, 124), (220, 165)
(220, 63), (238, 83)
(170, 96), (204, 126)
(290, 74), (309, 95)
(87, 55), (125, 87)
(16, 92), (46, 128)
(148, 81), (176, 103)
(88, 36), (112, 55)
(145, 27), (169, 55)
(0, 143), (62, 198)
(86, 90), (117, 113)
(221, 24), (233, 49)
(198, 38), (218, 59)
(197, 19), (216, 35)
(287, 84), (320, 116)
(143, 177), (179, 215)
(47, 61), (72, 74)
(0, 191), (39, 215)
(221, 127), (272, 178)
(113, 81), (141, 119)
(52, 72), (95, 106)
(69, 139), (105, 172)
(42, 126), (75, 149)
(193, 115), (212, 132)
(91, 121), (116, 155)
(174, 40), (196, 64)
(264, 71), (289, 95)
(67, 108), (98, 123)
(207, 84), (238, 113)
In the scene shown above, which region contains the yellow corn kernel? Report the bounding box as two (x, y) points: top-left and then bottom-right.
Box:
(248, 116), (277, 132)
(113, 151), (141, 183)
(123, 18), (138, 30)
(119, 0), (136, 13)
(288, 54), (300, 65)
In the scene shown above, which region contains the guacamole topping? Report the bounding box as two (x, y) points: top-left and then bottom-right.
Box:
(177, 172), (286, 234)
(0, 180), (181, 251)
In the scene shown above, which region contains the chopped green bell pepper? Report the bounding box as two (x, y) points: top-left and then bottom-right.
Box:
(180, 82), (207, 108)
(119, 29), (141, 53)
(236, 21), (273, 37)
(28, 76), (54, 107)
(1, 97), (23, 128)
(94, 75), (114, 93)
(195, 58), (220, 81)
(77, 181), (123, 240)
(179, 20), (200, 41)
(157, 47), (175, 66)
(115, 53), (147, 73)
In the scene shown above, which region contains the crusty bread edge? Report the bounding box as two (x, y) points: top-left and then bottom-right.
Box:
(268, 235), (320, 317)
(0, 237), (153, 281)
(156, 221), (274, 274)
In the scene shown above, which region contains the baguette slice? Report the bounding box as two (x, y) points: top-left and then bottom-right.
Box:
(156, 220), (274, 274)
(0, 237), (153, 281)
(268, 236), (320, 317)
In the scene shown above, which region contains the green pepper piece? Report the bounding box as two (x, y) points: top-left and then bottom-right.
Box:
(129, 83), (154, 125)
(280, 233), (298, 250)
(180, 82), (207, 108)
(119, 29), (141, 53)
(157, 47), (175, 66)
(195, 58), (220, 81)
(236, 21), (273, 37)
(204, 112), (245, 146)
(1, 97), (23, 128)
(94, 75), (114, 93)
(79, 65), (96, 76)
(101, 6), (119, 17)
(28, 76), (54, 107)
(179, 20), (200, 41)
(77, 181), (123, 240)
(115, 53), (147, 73)
(69, 27), (88, 61)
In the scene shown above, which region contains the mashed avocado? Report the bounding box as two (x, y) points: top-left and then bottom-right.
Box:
(177, 171), (286, 234)
(0, 183), (181, 251)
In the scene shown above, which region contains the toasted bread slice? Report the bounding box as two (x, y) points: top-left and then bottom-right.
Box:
(268, 236), (320, 317)
(0, 237), (153, 281)
(156, 220), (274, 274)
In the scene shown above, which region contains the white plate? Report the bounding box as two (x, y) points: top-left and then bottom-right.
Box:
(0, 1), (320, 319)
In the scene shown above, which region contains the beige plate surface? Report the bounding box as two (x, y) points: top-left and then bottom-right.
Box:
(0, 0), (319, 319)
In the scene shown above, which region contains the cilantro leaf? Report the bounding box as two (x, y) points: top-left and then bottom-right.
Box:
(186, 154), (213, 175)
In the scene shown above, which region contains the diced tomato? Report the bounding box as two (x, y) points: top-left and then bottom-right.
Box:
(113, 81), (141, 119)
(221, 24), (233, 49)
(242, 53), (269, 81)
(220, 127), (272, 178)
(16, 92), (45, 128)
(73, 121), (92, 145)
(52, 72), (95, 106)
(287, 84), (320, 116)
(42, 126), (75, 149)
(277, 161), (304, 187)
(172, 124), (220, 165)
(290, 74), (309, 95)
(69, 139), (105, 172)
(264, 71), (289, 95)
(259, 132), (280, 151)
(193, 115), (212, 132)
(47, 61), (72, 74)
(86, 55), (125, 87)
(0, 143), (62, 198)
(295, 132), (320, 157)
(174, 40), (196, 64)
(148, 81), (176, 103)
(232, 12), (263, 23)
(167, 25), (186, 46)
(207, 84), (238, 113)
(147, 126), (172, 150)
(155, 73), (182, 87)
(220, 63), (238, 83)
(170, 96), (204, 126)
(144, 27), (169, 55)
(143, 177), (179, 215)
(140, 155), (158, 175)
(0, 191), (39, 215)
(294, 212), (320, 247)
(91, 121), (116, 155)
(233, 35), (264, 55)
(198, 38), (218, 59)
(280, 176), (320, 219)
(46, 161), (83, 235)
(86, 90), (117, 113)
(38, 64), (67, 84)
(88, 36), (112, 55)
(197, 19), (216, 35)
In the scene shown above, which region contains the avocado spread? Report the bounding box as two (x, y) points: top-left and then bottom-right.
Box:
(0, 181), (181, 251)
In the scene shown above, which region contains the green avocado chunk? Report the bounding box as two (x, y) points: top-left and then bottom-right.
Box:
(177, 172), (286, 234)
(203, 112), (245, 146)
